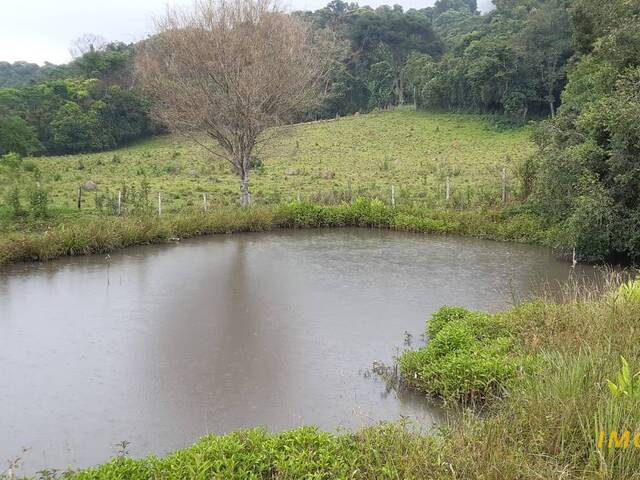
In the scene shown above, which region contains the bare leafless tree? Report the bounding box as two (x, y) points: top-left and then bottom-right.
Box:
(135, 0), (334, 205)
(70, 34), (108, 59)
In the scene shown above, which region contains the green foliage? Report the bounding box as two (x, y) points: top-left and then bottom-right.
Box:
(0, 152), (22, 170)
(0, 115), (41, 156)
(6, 185), (23, 218)
(51, 423), (442, 480)
(427, 305), (472, 337)
(366, 61), (395, 109)
(411, 0), (572, 121)
(607, 356), (640, 399)
(531, 0), (640, 262)
(50, 101), (111, 153)
(433, 9), (482, 49)
(617, 280), (640, 302)
(28, 185), (49, 219)
(0, 60), (71, 88)
(0, 77), (156, 155)
(400, 306), (517, 401)
(392, 212), (460, 233)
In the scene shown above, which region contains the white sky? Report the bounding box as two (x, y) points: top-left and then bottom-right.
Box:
(1, 0), (495, 65)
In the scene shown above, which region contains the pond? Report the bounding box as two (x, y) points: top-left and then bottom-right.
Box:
(0, 228), (596, 474)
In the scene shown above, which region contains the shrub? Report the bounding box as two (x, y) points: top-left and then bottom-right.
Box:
(0, 152), (22, 169)
(496, 212), (549, 243)
(0, 115), (41, 156)
(351, 197), (393, 227)
(616, 279), (640, 303)
(7, 185), (24, 217)
(400, 306), (518, 402)
(28, 185), (49, 219)
(68, 424), (442, 480)
(428, 305), (473, 338)
(21, 159), (38, 173)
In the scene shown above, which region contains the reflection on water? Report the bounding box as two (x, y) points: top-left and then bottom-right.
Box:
(0, 228), (596, 474)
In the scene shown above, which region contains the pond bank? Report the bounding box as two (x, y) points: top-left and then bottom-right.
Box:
(3, 228), (585, 475)
(0, 199), (554, 266)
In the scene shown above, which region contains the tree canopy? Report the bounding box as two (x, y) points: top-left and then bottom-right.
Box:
(531, 0), (640, 261)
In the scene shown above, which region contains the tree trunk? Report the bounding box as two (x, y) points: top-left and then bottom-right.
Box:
(396, 72), (404, 105)
(240, 169), (250, 206)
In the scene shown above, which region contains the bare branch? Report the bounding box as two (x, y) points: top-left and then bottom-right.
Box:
(135, 0), (334, 205)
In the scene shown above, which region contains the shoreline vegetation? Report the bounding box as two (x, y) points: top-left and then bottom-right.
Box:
(7, 278), (640, 479)
(0, 200), (554, 267)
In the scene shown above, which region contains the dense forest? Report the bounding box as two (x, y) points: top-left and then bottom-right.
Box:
(1, 0), (639, 261)
(0, 41), (158, 156)
(297, 0), (571, 121)
(0, 0), (575, 157)
(531, 0), (640, 261)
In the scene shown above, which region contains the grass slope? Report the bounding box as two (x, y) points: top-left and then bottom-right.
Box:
(0, 108), (533, 225)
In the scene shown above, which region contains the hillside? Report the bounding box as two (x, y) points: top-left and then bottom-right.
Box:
(0, 109), (533, 226)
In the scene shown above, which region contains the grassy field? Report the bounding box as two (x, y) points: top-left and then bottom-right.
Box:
(0, 108), (534, 229)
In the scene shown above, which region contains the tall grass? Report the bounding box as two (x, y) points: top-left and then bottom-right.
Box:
(0, 200), (552, 266)
(397, 279), (640, 479)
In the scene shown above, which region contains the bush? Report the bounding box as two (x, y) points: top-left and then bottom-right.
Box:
(496, 212), (549, 243)
(0, 152), (22, 169)
(67, 424), (442, 480)
(6, 185), (24, 217)
(613, 279), (640, 303)
(0, 115), (41, 156)
(428, 305), (473, 338)
(29, 185), (49, 218)
(351, 197), (393, 227)
(400, 306), (518, 402)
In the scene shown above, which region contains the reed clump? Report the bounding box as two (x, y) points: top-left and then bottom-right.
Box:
(0, 200), (553, 266)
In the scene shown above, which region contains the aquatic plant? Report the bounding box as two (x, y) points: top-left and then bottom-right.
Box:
(399, 306), (517, 402)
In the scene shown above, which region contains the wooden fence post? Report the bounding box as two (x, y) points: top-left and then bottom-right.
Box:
(77, 185), (82, 210)
(203, 192), (208, 212)
(501, 167), (508, 204)
(117, 191), (122, 215)
(391, 185), (396, 208)
(445, 177), (451, 202)
(158, 192), (162, 216)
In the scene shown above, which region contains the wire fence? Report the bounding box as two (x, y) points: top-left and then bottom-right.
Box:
(68, 170), (522, 217)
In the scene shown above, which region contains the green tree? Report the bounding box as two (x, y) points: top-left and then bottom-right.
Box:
(532, 0), (640, 261)
(517, 0), (572, 116)
(50, 102), (111, 153)
(349, 6), (443, 105)
(0, 115), (41, 156)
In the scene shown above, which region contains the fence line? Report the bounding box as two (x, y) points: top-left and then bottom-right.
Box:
(53, 171), (518, 218)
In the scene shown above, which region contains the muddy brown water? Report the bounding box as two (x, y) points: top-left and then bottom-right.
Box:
(0, 228), (597, 474)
